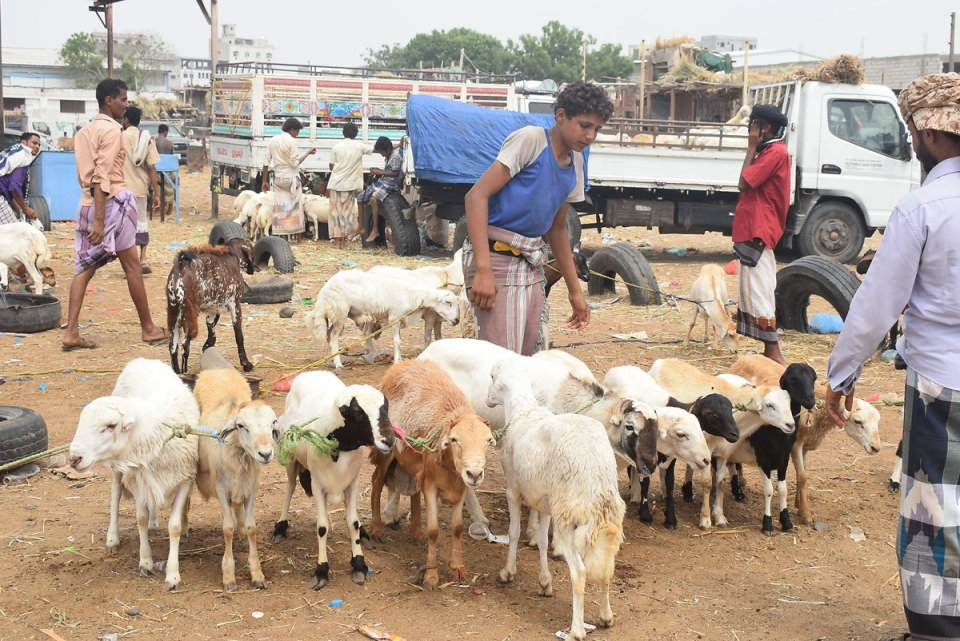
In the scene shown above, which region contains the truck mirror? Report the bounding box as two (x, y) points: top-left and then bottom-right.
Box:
(898, 121), (912, 161)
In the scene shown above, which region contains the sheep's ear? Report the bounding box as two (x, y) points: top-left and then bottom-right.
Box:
(118, 406), (137, 432)
(439, 436), (450, 451)
(659, 426), (669, 441)
(609, 414), (623, 427)
(841, 408), (852, 421)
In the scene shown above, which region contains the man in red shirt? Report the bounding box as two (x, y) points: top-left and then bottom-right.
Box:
(732, 104), (790, 364)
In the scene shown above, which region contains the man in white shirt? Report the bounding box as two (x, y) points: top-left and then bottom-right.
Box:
(327, 122), (373, 249)
(261, 118), (315, 236)
(121, 106), (160, 273)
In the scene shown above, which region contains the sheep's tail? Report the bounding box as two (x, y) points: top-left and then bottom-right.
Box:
(175, 250), (199, 270)
(576, 510), (624, 583)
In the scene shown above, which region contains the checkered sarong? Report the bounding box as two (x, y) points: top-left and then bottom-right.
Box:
(898, 368), (960, 640)
(0, 195), (18, 225)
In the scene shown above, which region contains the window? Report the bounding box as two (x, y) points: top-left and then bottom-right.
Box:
(3, 98), (25, 111)
(266, 53), (273, 61)
(256, 52), (261, 59)
(827, 99), (903, 158)
(61, 99), (86, 114)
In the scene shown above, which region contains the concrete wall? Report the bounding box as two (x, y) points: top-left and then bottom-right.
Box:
(863, 54), (944, 92)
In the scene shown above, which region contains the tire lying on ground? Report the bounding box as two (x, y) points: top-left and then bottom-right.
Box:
(241, 275), (294, 305)
(775, 255), (861, 333)
(0, 406), (48, 468)
(0, 293), (62, 333)
(587, 242), (661, 306)
(252, 236), (296, 274)
(209, 221), (246, 246)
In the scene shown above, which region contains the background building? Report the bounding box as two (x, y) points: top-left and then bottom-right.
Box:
(217, 24), (274, 65)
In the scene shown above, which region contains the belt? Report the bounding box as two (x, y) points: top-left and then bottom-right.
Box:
(488, 240), (522, 257)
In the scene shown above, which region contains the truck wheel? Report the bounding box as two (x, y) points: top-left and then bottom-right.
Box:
(0, 293), (62, 333)
(27, 196), (51, 231)
(253, 236), (296, 273)
(0, 406), (48, 468)
(587, 242), (661, 306)
(796, 202), (864, 264)
(209, 221), (246, 246)
(452, 217), (468, 252)
(382, 195), (420, 257)
(566, 206), (582, 248)
(242, 275), (294, 304)
(775, 256), (860, 332)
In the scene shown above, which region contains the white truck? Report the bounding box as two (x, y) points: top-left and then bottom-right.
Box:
(407, 80), (921, 266)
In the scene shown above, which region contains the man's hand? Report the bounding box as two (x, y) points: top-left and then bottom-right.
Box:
(88, 219), (106, 246)
(566, 289), (590, 330)
(307, 148), (317, 155)
(468, 268), (497, 311)
(152, 194), (161, 212)
(825, 385), (855, 428)
(261, 180), (269, 192)
(747, 120), (761, 149)
(23, 206), (38, 220)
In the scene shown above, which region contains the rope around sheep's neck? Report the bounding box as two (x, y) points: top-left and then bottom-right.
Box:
(277, 416), (339, 465)
(491, 395), (603, 442)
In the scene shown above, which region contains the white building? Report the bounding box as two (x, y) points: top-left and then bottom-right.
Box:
(178, 57), (213, 89)
(698, 35), (758, 53)
(217, 24), (275, 65)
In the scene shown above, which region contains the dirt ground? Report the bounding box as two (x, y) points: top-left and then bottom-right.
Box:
(0, 169), (907, 641)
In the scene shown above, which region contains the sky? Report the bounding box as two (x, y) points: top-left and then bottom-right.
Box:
(4, 0), (960, 68)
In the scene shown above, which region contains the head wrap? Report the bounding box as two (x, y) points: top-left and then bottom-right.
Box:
(751, 104), (788, 128)
(898, 73), (960, 134)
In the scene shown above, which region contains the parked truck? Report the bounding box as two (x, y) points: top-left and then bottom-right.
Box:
(406, 80), (922, 265)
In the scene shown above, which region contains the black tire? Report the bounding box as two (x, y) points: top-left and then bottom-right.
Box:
(241, 276), (294, 304)
(0, 293), (62, 333)
(0, 406), (48, 468)
(452, 217), (468, 252)
(796, 202), (865, 264)
(566, 205), (582, 248)
(253, 236), (296, 273)
(209, 221), (246, 246)
(775, 256), (861, 333)
(587, 242), (661, 306)
(382, 194), (420, 257)
(27, 195), (50, 231)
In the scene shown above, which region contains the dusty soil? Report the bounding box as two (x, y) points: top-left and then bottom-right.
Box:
(0, 169), (905, 641)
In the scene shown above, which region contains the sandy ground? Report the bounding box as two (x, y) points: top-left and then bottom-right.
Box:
(0, 169), (906, 641)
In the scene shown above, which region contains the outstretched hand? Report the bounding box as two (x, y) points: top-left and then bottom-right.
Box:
(825, 385), (854, 428)
(565, 290), (590, 330)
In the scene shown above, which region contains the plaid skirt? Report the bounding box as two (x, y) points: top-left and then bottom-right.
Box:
(898, 368), (960, 640)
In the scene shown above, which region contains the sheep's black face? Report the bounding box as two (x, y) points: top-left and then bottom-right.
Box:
(334, 395), (394, 453)
(693, 393), (739, 443)
(780, 363), (817, 411)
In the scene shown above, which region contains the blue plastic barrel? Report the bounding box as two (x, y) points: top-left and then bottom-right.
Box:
(28, 151), (82, 222)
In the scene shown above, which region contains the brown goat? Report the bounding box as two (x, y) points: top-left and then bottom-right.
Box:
(166, 238), (255, 374)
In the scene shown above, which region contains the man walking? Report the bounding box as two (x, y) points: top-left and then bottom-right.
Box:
(154, 123), (176, 220)
(61, 78), (167, 351)
(327, 122), (373, 249)
(0, 131), (41, 226)
(732, 104), (790, 365)
(121, 105), (160, 273)
(261, 117), (315, 236)
(827, 73), (960, 641)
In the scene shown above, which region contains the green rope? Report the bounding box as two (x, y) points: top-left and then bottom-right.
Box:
(0, 444), (71, 473)
(277, 417), (339, 465)
(491, 397), (601, 443)
(402, 426), (444, 453)
(161, 423), (222, 443)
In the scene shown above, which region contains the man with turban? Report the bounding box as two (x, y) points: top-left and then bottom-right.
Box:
(827, 73), (960, 641)
(732, 103), (791, 364)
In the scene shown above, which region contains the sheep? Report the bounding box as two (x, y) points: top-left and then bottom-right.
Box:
(683, 264), (737, 353)
(303, 270), (460, 369)
(0, 221), (54, 292)
(250, 192), (277, 241)
(232, 189), (257, 219)
(233, 190), (270, 238)
(631, 106), (752, 149)
(272, 371), (395, 589)
(68, 358), (199, 590)
(192, 366), (279, 590)
(486, 358), (625, 641)
(371, 360), (495, 589)
(303, 194), (337, 241)
(166, 238), (256, 375)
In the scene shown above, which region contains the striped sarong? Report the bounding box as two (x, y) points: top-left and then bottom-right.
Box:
(462, 225), (547, 356)
(737, 246), (778, 343)
(134, 195), (148, 247)
(328, 190), (357, 239)
(74, 190), (137, 274)
(271, 170), (304, 235)
(898, 368), (960, 640)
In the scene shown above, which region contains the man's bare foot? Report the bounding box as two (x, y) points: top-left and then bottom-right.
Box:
(366, 230), (380, 243)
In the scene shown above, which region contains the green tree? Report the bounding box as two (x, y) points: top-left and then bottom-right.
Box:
(509, 21), (632, 84)
(365, 28), (513, 77)
(59, 32), (105, 89)
(115, 34), (168, 92)
(586, 43), (634, 81)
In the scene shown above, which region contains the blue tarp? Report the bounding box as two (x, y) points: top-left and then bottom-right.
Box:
(407, 94), (588, 186)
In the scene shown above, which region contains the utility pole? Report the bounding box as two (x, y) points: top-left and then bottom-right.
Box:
(741, 40), (749, 108)
(638, 40), (646, 120)
(197, 0), (219, 217)
(106, 3), (114, 77)
(950, 12), (956, 73)
(459, 48), (465, 82)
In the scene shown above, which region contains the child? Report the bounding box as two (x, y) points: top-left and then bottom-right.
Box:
(463, 81), (612, 355)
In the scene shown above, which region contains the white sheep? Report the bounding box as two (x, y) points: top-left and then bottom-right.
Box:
(0, 221), (54, 292)
(684, 264), (737, 353)
(304, 270), (460, 369)
(272, 370), (395, 589)
(68, 358), (199, 590)
(192, 367), (278, 590)
(486, 358), (625, 641)
(233, 190), (269, 238)
(250, 191), (276, 241)
(303, 194), (335, 241)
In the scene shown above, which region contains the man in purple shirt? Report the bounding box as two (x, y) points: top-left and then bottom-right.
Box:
(826, 73), (960, 641)
(0, 132), (41, 225)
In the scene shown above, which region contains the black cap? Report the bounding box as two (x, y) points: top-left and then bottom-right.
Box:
(751, 104), (788, 128)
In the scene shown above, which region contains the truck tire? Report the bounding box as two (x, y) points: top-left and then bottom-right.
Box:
(382, 195), (420, 257)
(0, 293), (62, 333)
(253, 236), (296, 274)
(775, 256), (861, 333)
(242, 276), (294, 304)
(209, 221), (246, 246)
(0, 406), (48, 468)
(566, 205), (582, 248)
(27, 196), (51, 231)
(587, 242), (661, 306)
(796, 202), (865, 264)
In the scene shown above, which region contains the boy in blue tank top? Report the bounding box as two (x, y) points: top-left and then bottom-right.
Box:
(463, 81), (613, 355)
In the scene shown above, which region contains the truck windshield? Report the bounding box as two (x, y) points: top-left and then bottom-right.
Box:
(827, 99), (903, 159)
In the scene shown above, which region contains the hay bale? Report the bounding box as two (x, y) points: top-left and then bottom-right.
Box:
(660, 60), (717, 84)
(810, 55), (864, 84)
(655, 35), (696, 50)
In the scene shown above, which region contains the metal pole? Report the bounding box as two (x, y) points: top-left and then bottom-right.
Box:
(209, 0), (219, 218)
(106, 3), (114, 78)
(638, 40), (646, 120)
(741, 40), (749, 107)
(459, 48), (465, 82)
(0, 1), (5, 141)
(582, 42), (587, 81)
(950, 12), (956, 73)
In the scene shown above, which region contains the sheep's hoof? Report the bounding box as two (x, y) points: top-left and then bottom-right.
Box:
(106, 540), (120, 555)
(681, 482), (694, 503)
(409, 528), (426, 544)
(350, 555), (368, 585)
(251, 577), (266, 590)
(139, 560), (155, 576)
(367, 525), (386, 543)
(712, 516), (728, 529)
(730, 478), (747, 502)
(242, 361), (254, 373)
(638, 504), (653, 525)
(312, 562), (330, 590)
(538, 577), (553, 597)
(223, 580), (237, 592)
(598, 611), (614, 628)
(272, 520), (289, 543)
(550, 550), (564, 561)
(421, 567), (439, 590)
(663, 517), (678, 530)
(448, 566), (467, 584)
(888, 479), (901, 493)
(498, 568), (515, 584)
(761, 515), (774, 535)
(164, 573), (181, 591)
(779, 508), (794, 532)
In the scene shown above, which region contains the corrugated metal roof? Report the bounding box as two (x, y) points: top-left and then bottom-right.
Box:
(729, 49), (823, 68)
(2, 47), (64, 68)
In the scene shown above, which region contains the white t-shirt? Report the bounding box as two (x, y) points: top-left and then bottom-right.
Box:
(328, 138), (374, 192)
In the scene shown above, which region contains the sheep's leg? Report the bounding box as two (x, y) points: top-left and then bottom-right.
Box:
(344, 477), (368, 585)
(179, 494), (190, 543)
(711, 460), (729, 529)
(683, 308), (698, 346)
(180, 333), (191, 375)
(777, 466), (793, 532)
(218, 488), (238, 591)
(464, 487), (489, 526)
(233, 502), (245, 538)
(409, 489), (424, 542)
(889, 440), (903, 493)
(422, 319), (433, 351)
(369, 459), (389, 540)
(134, 495), (155, 577)
(169, 315), (182, 374)
(422, 482), (441, 589)
(637, 473), (653, 524)
(383, 486), (403, 527)
(329, 323), (345, 369)
(432, 316), (442, 342)
(163, 480), (191, 590)
(662, 460), (677, 529)
(703, 312), (713, 349)
(562, 539), (588, 641)
(230, 302), (254, 372)
(498, 485), (523, 584)
(448, 491), (468, 584)
(244, 491), (265, 589)
(681, 463), (695, 502)
(391, 322), (403, 363)
(203, 313), (219, 351)
(106, 471), (123, 553)
(699, 465), (713, 530)
(0, 262), (8, 289)
(730, 462), (747, 501)
(536, 511), (553, 597)
(792, 448), (813, 523)
(22, 259), (45, 294)
(272, 463), (298, 542)
(310, 485), (332, 590)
